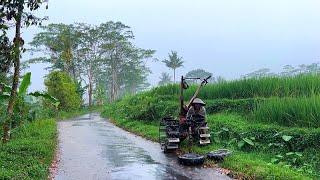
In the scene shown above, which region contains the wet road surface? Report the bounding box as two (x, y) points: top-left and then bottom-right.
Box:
(54, 113), (230, 180)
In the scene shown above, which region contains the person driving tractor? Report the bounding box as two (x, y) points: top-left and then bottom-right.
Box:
(186, 98), (206, 118)
(159, 76), (211, 152)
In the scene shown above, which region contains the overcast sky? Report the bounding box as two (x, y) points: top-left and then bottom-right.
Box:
(22, 0), (320, 91)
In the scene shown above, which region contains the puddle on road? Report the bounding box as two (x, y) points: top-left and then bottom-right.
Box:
(55, 113), (230, 180)
(71, 123), (83, 126)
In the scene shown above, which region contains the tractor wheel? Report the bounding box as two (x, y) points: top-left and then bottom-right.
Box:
(159, 117), (180, 152)
(178, 153), (205, 166)
(207, 149), (232, 162)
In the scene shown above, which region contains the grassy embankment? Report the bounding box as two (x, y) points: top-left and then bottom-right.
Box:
(0, 106), (101, 179)
(102, 74), (320, 179)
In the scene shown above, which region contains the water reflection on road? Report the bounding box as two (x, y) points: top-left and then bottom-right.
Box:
(54, 113), (230, 180)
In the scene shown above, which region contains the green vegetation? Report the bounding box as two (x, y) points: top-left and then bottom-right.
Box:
(254, 96), (320, 128)
(151, 74), (320, 99)
(0, 119), (56, 179)
(29, 22), (155, 103)
(1, 72), (59, 142)
(0, 107), (100, 179)
(45, 71), (81, 111)
(2, 1), (320, 179)
(102, 74), (320, 179)
(0, 67), (100, 179)
(102, 109), (317, 179)
(1, 0), (48, 143)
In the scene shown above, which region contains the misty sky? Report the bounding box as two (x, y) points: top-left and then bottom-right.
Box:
(22, 0), (320, 91)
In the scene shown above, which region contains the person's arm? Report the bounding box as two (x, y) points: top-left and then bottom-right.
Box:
(199, 107), (206, 117)
(187, 107), (194, 118)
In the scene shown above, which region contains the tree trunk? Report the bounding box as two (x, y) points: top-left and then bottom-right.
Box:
(110, 54), (118, 102)
(3, 10), (22, 143)
(111, 68), (117, 102)
(87, 66), (93, 106)
(110, 69), (115, 102)
(72, 61), (77, 81)
(88, 82), (92, 106)
(173, 68), (176, 84)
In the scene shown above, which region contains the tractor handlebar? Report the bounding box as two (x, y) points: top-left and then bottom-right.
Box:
(201, 76), (211, 86)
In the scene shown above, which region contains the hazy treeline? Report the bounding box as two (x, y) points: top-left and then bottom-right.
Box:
(28, 22), (155, 105)
(243, 63), (320, 79)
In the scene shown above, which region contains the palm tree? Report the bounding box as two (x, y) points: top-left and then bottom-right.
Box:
(158, 72), (172, 86)
(162, 51), (184, 83)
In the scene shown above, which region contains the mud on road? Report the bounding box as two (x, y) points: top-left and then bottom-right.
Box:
(52, 113), (230, 180)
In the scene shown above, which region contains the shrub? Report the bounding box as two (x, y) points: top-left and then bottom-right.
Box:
(206, 98), (261, 114)
(208, 114), (320, 155)
(45, 71), (81, 111)
(104, 93), (179, 121)
(0, 119), (56, 179)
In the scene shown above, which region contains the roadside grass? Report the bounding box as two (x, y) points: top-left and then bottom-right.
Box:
(101, 109), (316, 179)
(208, 114), (320, 176)
(0, 106), (101, 179)
(105, 90), (320, 129)
(208, 114), (320, 152)
(181, 144), (312, 180)
(101, 75), (320, 179)
(0, 119), (57, 179)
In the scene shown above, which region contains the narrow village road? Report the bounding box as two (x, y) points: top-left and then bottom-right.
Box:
(53, 113), (230, 180)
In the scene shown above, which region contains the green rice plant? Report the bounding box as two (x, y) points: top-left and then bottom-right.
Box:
(253, 96), (320, 128)
(150, 74), (320, 99)
(206, 98), (262, 114)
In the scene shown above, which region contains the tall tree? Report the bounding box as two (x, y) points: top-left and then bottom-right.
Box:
(281, 65), (296, 77)
(75, 23), (101, 106)
(162, 51), (184, 83)
(28, 23), (81, 80)
(0, 36), (12, 84)
(29, 21), (155, 104)
(185, 69), (213, 83)
(158, 72), (172, 86)
(305, 63), (320, 74)
(120, 48), (153, 94)
(1, 0), (47, 142)
(98, 21), (155, 101)
(94, 84), (107, 105)
(45, 71), (81, 111)
(99, 22), (134, 101)
(243, 68), (275, 79)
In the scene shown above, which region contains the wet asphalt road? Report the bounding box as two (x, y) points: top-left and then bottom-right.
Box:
(54, 113), (230, 180)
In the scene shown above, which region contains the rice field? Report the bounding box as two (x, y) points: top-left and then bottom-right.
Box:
(253, 96), (320, 128)
(104, 73), (320, 178)
(151, 74), (320, 99)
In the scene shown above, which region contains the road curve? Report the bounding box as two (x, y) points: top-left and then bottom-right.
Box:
(53, 113), (230, 180)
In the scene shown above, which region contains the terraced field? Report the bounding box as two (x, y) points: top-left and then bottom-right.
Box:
(102, 74), (320, 179)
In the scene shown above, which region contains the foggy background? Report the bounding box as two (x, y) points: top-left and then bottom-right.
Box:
(22, 0), (320, 91)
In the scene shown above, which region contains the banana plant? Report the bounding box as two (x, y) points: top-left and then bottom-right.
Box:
(0, 72), (60, 108)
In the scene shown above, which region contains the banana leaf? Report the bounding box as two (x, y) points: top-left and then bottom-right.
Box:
(29, 91), (60, 108)
(18, 72), (31, 96)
